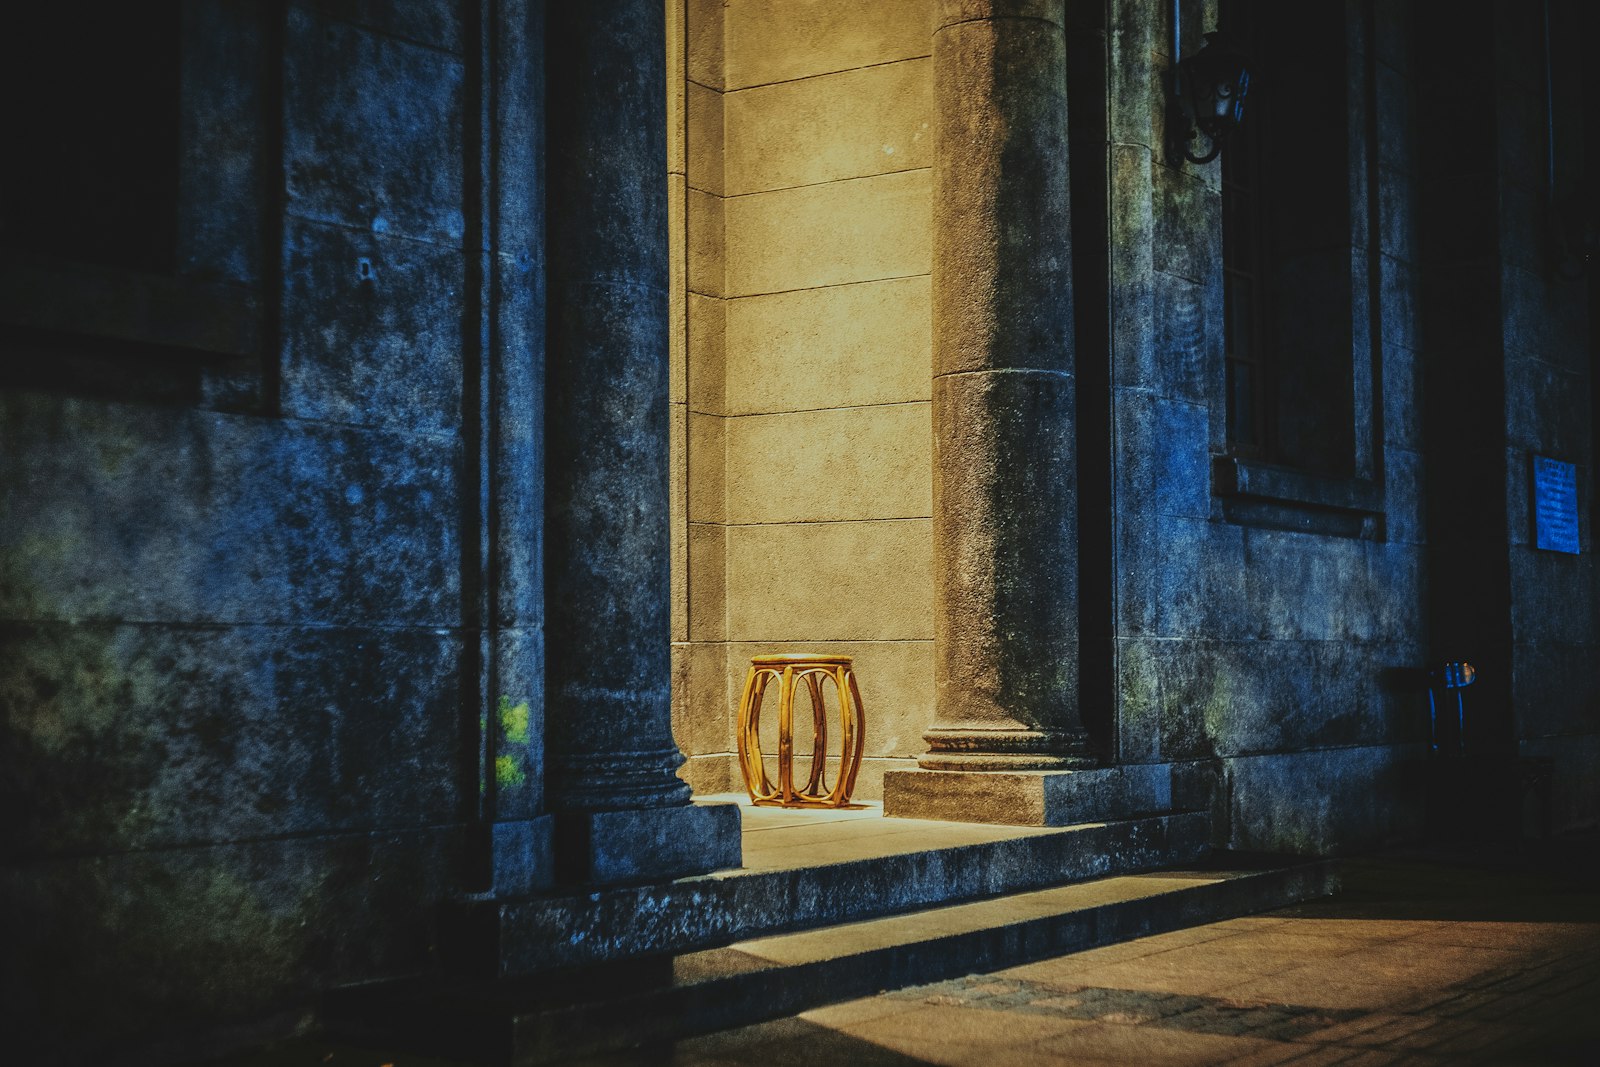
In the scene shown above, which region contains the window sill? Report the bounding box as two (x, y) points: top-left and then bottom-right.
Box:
(1213, 456), (1384, 537)
(0, 256), (261, 358)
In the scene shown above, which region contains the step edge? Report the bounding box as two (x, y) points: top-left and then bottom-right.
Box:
(522, 858), (1340, 1062)
(325, 858), (1338, 1064)
(484, 811), (1213, 974)
(476, 810), (1213, 911)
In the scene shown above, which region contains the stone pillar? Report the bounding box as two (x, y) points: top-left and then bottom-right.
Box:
(885, 0), (1127, 826)
(462, 0), (554, 898)
(543, 0), (739, 883)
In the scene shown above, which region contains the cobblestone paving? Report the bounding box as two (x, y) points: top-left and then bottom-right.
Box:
(893, 974), (1370, 1041)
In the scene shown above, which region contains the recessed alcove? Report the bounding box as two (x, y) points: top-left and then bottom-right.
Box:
(665, 0), (938, 800)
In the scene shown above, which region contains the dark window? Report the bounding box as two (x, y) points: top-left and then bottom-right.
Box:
(1220, 0), (1356, 478)
(2, 6), (182, 274)
(0, 5), (273, 407)
(1221, 39), (1267, 457)
(1214, 0), (1383, 531)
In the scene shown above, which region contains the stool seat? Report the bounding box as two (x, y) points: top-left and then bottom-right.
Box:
(736, 654), (866, 809)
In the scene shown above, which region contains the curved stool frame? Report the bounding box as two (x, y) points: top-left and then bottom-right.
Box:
(736, 654), (866, 808)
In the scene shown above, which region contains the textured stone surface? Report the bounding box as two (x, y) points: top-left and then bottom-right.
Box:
(686, 184), (725, 297)
(672, 641), (733, 758)
(487, 810), (1210, 973)
(723, 0), (932, 89)
(280, 219), (463, 433)
(0, 622), (462, 856)
(670, 0), (937, 792)
(1092, 0), (1531, 856)
(921, 0), (1088, 773)
(354, 860), (1334, 1064)
(883, 766), (1173, 826)
(685, 0), (724, 89)
(686, 412), (726, 522)
(686, 292), (727, 412)
(724, 59), (932, 195)
(725, 169), (930, 296)
(930, 12), (1071, 377)
(724, 277), (931, 414)
(6, 2), (1600, 1059)
(0, 5), (556, 1055)
(725, 404), (932, 523)
(3, 827), (458, 1063)
(0, 395), (459, 627)
(685, 80), (724, 196)
(283, 8), (464, 244)
(687, 523), (727, 642)
(545, 0), (692, 817)
(927, 371), (1086, 765)
(725, 521), (933, 642)
(556, 800), (741, 886)
(1224, 745), (1423, 855)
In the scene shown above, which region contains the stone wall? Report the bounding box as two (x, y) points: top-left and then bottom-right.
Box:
(1092, 0), (1599, 852)
(1491, 0), (1598, 833)
(3, 0), (1598, 1057)
(669, 0), (936, 799)
(1098, 0), (1432, 852)
(1415, 0), (1599, 834)
(0, 1), (544, 1055)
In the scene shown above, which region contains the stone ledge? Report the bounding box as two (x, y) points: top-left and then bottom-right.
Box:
(881, 764), (1173, 826)
(554, 801), (742, 886)
(330, 855), (1336, 1063)
(452, 810), (1208, 976)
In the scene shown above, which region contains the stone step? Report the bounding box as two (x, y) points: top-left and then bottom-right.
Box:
(445, 810), (1210, 976)
(326, 854), (1337, 1065)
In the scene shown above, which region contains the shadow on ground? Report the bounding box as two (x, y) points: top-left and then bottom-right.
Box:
(1279, 836), (1600, 924)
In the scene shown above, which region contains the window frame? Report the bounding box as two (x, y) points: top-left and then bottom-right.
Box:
(0, 4), (278, 402)
(1211, 0), (1386, 537)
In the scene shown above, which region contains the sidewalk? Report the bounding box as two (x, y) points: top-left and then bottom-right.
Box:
(217, 840), (1600, 1066)
(590, 841), (1600, 1066)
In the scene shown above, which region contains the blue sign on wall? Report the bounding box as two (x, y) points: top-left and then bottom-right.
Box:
(1533, 456), (1580, 555)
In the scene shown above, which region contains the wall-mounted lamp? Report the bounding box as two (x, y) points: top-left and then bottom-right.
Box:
(1168, 30), (1251, 166)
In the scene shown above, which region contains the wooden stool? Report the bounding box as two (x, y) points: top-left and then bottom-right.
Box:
(736, 654), (866, 808)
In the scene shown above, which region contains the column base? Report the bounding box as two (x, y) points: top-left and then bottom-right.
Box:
(554, 800), (741, 885)
(882, 765), (1172, 827)
(919, 727), (1098, 771)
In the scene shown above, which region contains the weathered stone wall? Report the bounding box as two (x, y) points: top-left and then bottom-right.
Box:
(0, 1), (544, 1054)
(669, 0), (936, 799)
(1489, 0), (1598, 832)
(1415, 0), (1599, 833)
(1100, 0), (1432, 853)
(1094, 0), (1599, 852)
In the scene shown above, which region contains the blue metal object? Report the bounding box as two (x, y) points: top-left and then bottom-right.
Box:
(1427, 661), (1476, 754)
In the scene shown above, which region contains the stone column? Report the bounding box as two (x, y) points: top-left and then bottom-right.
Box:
(543, 0), (739, 883)
(885, 0), (1142, 826)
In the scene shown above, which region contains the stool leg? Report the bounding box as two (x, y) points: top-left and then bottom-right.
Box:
(778, 665), (796, 805)
(839, 666), (866, 804)
(737, 667), (778, 803)
(801, 670), (829, 799)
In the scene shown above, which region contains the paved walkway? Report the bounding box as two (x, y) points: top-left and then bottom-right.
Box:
(216, 842), (1600, 1067)
(594, 844), (1600, 1066)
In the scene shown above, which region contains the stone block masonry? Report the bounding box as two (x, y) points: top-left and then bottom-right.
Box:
(669, 0), (937, 799)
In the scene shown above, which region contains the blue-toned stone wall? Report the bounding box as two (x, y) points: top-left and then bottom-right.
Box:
(0, 1), (547, 1056)
(1093, 0), (1598, 853)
